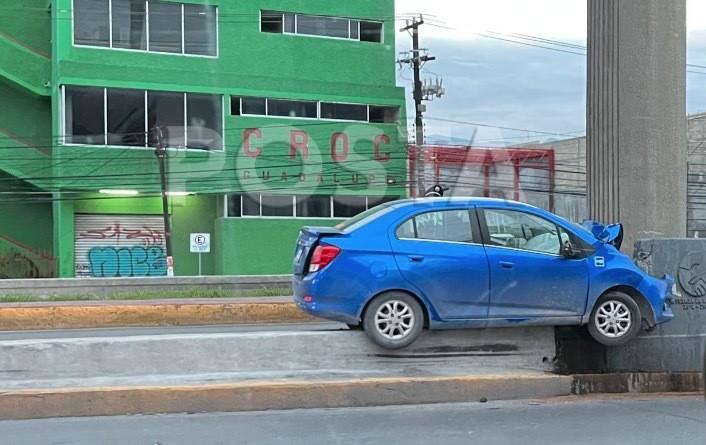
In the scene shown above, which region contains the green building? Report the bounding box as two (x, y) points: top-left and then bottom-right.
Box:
(0, 0), (407, 278)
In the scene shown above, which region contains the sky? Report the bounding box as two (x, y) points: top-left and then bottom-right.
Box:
(394, 0), (706, 146)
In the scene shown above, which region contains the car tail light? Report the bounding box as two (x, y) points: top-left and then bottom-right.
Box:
(309, 244), (341, 273)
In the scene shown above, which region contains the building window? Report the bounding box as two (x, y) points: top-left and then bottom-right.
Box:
(74, 0), (110, 47)
(148, 2), (182, 53)
(230, 96), (399, 124)
(261, 195), (294, 217)
(111, 0), (146, 50)
(63, 85), (223, 150)
(260, 10), (383, 43)
(226, 195), (399, 218)
(267, 99), (317, 119)
(333, 196), (367, 218)
(65, 86), (106, 145)
(296, 195), (332, 218)
(107, 88), (145, 146)
(184, 4), (218, 56)
(320, 103), (368, 122)
(186, 93), (223, 150)
(360, 21), (383, 42)
(73, 0), (217, 56)
(369, 106), (400, 124)
(148, 91), (185, 147)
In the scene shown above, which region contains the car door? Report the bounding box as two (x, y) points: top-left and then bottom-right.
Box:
(389, 208), (490, 322)
(480, 207), (589, 320)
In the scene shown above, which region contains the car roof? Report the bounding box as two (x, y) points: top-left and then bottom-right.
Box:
(388, 197), (539, 210)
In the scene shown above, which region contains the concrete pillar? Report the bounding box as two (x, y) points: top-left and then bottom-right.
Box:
(587, 0), (687, 250)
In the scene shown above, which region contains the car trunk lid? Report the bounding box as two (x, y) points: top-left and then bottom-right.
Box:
(293, 227), (343, 275)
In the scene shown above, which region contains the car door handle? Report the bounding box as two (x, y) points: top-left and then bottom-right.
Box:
(499, 261), (514, 269)
(408, 255), (425, 262)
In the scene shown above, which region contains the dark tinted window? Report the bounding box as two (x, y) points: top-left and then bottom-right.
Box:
(333, 196), (367, 218)
(65, 86), (105, 145)
(261, 11), (283, 33)
(320, 103), (368, 121)
(360, 21), (383, 42)
(148, 91), (184, 147)
(262, 195), (294, 217)
(112, 0), (146, 50)
(242, 194), (260, 216)
(186, 93), (222, 150)
(267, 99), (317, 118)
(107, 88), (145, 147)
(74, 0), (110, 46)
(414, 210), (473, 243)
(148, 2), (182, 53)
(296, 14), (349, 38)
(184, 4), (217, 56)
(241, 97), (267, 115)
(296, 196), (332, 218)
(368, 196), (398, 208)
(227, 194), (242, 217)
(369, 106), (399, 124)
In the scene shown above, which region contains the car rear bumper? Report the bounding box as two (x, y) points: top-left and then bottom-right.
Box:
(292, 273), (360, 325)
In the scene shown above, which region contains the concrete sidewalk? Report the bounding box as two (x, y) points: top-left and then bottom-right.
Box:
(0, 297), (315, 330)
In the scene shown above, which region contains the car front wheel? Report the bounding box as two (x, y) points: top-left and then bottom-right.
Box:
(363, 292), (423, 349)
(587, 291), (641, 346)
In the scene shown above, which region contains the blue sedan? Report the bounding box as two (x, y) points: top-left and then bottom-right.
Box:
(293, 198), (674, 349)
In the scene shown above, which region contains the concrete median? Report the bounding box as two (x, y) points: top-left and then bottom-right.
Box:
(0, 297), (316, 330)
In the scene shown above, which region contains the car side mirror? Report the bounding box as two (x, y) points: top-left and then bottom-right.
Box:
(561, 240), (579, 259)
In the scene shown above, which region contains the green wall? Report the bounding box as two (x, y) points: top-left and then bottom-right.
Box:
(49, 0), (407, 196)
(215, 217), (341, 275)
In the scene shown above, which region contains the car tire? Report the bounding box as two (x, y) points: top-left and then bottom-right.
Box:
(587, 291), (642, 346)
(363, 292), (424, 349)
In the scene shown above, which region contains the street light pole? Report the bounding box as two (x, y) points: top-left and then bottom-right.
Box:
(153, 126), (174, 277)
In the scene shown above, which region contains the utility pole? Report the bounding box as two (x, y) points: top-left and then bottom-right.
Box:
(152, 126), (174, 277)
(398, 16), (441, 197)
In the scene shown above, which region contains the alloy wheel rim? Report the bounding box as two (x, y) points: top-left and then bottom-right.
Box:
(595, 300), (632, 338)
(374, 300), (415, 340)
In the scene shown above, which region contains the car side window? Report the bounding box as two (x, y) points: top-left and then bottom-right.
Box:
(483, 209), (561, 255)
(396, 209), (474, 243)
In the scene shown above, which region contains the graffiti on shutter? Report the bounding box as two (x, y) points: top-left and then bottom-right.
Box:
(75, 215), (167, 278)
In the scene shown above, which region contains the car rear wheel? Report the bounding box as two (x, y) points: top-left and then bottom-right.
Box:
(587, 291), (641, 346)
(363, 292), (423, 349)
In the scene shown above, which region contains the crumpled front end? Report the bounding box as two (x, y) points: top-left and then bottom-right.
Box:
(638, 273), (675, 327)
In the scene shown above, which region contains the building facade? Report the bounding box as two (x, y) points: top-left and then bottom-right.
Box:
(0, 0), (407, 278)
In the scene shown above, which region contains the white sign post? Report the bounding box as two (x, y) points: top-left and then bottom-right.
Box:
(190, 233), (211, 276)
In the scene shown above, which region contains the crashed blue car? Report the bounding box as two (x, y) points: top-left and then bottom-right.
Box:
(293, 198), (674, 349)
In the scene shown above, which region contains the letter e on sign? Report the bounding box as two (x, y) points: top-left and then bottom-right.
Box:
(190, 233), (211, 253)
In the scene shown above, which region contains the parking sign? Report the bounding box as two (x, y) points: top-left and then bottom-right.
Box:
(190, 233), (211, 253)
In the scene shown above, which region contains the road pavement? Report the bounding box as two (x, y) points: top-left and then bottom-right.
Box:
(1, 395), (704, 445)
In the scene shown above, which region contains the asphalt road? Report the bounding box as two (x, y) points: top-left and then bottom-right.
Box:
(2, 395), (704, 445)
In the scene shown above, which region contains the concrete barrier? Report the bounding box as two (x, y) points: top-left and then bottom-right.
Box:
(0, 275), (292, 298)
(0, 327), (557, 390)
(606, 239), (706, 372)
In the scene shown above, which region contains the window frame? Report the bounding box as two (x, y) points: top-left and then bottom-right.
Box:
(477, 207), (564, 257)
(259, 10), (384, 44)
(230, 96), (399, 124)
(394, 208), (483, 246)
(224, 194), (399, 220)
(60, 85), (225, 152)
(71, 0), (219, 58)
